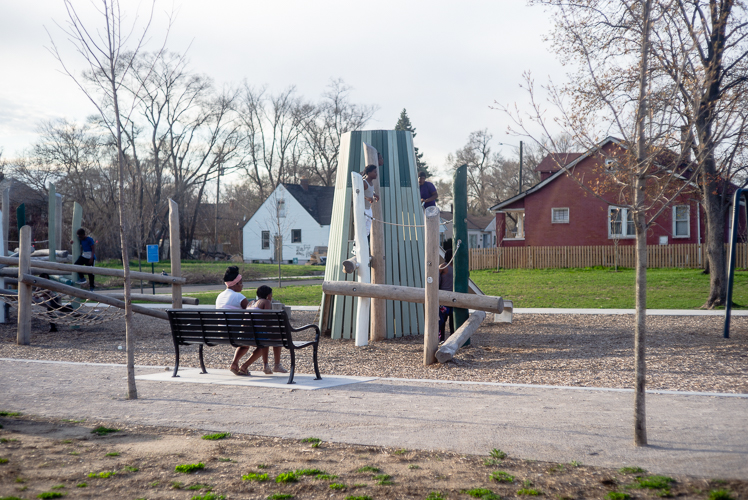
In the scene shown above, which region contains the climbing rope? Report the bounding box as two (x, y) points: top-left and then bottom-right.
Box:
(365, 213), (425, 228)
(0, 290), (126, 326)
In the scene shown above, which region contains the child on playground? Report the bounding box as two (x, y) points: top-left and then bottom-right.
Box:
(218, 266), (287, 376)
(72, 228), (95, 291)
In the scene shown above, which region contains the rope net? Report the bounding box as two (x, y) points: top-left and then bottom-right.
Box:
(0, 289), (126, 326)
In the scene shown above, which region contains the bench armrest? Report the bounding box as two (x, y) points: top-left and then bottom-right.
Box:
(290, 323), (320, 344)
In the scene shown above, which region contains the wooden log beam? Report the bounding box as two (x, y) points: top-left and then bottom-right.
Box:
(18, 273), (169, 321)
(435, 310), (486, 363)
(363, 142), (386, 342)
(342, 256), (358, 274)
(322, 281), (504, 314)
(107, 293), (199, 305)
(0, 256), (186, 284)
(169, 199), (182, 309)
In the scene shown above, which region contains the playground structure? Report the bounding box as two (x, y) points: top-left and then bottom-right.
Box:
(320, 132), (508, 364)
(0, 190), (190, 344)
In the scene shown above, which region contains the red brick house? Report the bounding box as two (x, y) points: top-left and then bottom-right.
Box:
(490, 137), (735, 249)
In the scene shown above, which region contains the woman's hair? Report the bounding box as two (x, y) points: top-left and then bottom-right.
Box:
(363, 164), (377, 175)
(256, 285), (272, 299)
(223, 266), (240, 282)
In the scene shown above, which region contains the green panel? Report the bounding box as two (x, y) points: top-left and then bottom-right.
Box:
(404, 132), (425, 333)
(16, 204), (25, 231)
(453, 165), (470, 331)
(397, 130), (412, 188)
(346, 132), (362, 188)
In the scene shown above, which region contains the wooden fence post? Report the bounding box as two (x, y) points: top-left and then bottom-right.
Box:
(71, 202), (83, 282)
(363, 143), (386, 342)
(423, 206), (440, 366)
(17, 226), (31, 345)
(169, 199), (182, 309)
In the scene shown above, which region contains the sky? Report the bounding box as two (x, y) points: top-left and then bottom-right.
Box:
(0, 0), (566, 179)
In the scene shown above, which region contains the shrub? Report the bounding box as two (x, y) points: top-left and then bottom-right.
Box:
(202, 432), (230, 440)
(490, 449), (507, 460)
(176, 462), (205, 474)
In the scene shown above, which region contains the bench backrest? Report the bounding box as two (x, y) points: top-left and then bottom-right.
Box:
(166, 309), (291, 348)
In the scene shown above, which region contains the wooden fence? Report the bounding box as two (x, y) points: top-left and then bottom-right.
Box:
(468, 244), (748, 270)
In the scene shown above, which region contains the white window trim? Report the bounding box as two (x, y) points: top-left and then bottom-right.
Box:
(502, 209), (526, 240)
(551, 207), (569, 224)
(608, 206), (636, 239)
(672, 205), (690, 238)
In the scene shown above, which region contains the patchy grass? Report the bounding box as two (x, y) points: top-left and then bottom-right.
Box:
(373, 473), (393, 485)
(218, 458), (234, 463)
(37, 493), (65, 499)
(90, 426), (119, 436)
(344, 496), (372, 500)
(606, 493), (631, 500)
(315, 474), (338, 480)
(0, 411), (22, 417)
(464, 488), (501, 500)
(329, 483), (347, 490)
(186, 484), (212, 491)
(267, 494), (294, 500)
(275, 472), (298, 483)
(87, 471), (115, 478)
(122, 465), (138, 472)
(104, 452), (120, 457)
(189, 493), (224, 500)
(175, 462), (205, 474)
(0, 458), (8, 464)
(356, 465), (380, 473)
(75, 483), (87, 488)
(619, 466), (646, 475)
(393, 448), (407, 455)
(425, 492), (447, 500)
(242, 473), (269, 482)
(517, 487), (543, 496)
(490, 470), (515, 483)
(202, 432), (230, 440)
(295, 468), (325, 476)
(708, 489), (735, 500)
(636, 475), (675, 490)
(301, 437), (322, 448)
(408, 464), (420, 470)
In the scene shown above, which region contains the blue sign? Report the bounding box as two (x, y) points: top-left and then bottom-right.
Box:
(146, 244), (159, 263)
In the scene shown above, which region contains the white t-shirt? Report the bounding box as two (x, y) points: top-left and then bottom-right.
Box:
(215, 289), (245, 309)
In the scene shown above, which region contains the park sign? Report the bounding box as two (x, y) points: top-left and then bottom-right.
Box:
(146, 244), (159, 264)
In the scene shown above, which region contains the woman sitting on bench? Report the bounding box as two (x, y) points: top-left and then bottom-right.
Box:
(217, 266), (287, 376)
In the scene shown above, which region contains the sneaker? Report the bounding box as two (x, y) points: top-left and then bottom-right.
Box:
(90, 287), (96, 292)
(76, 279), (87, 284)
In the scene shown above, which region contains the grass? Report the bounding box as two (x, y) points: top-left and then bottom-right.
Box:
(87, 471), (115, 478)
(37, 493), (65, 499)
(464, 488), (501, 500)
(218, 458), (234, 462)
(636, 475), (675, 490)
(606, 493), (631, 500)
(186, 484), (212, 491)
(50, 485), (65, 490)
(408, 464), (420, 470)
(489, 448), (507, 460)
(344, 496), (372, 500)
(393, 448), (408, 455)
(472, 267), (748, 309)
(267, 495), (294, 500)
(0, 411), (22, 417)
(517, 488), (542, 496)
(90, 426), (119, 436)
(426, 492), (447, 500)
(315, 474), (338, 480)
(122, 465), (138, 472)
(295, 468), (325, 476)
(241, 473), (269, 482)
(490, 470), (515, 483)
(0, 458), (8, 464)
(202, 432), (230, 440)
(171, 481), (184, 489)
(99, 259), (324, 279)
(188, 285), (322, 306)
(619, 466), (646, 475)
(329, 483), (347, 490)
(373, 473), (393, 485)
(75, 483), (87, 488)
(175, 462), (205, 474)
(356, 465), (380, 473)
(708, 489), (735, 500)
(275, 472), (298, 483)
(104, 452), (120, 457)
(190, 494), (224, 500)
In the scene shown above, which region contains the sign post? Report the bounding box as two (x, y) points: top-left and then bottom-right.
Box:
(146, 244), (159, 295)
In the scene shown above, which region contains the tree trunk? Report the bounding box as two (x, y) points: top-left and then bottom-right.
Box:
(702, 185), (726, 307)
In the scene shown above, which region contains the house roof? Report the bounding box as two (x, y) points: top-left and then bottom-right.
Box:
(440, 211), (495, 231)
(282, 183), (335, 226)
(489, 136), (621, 212)
(535, 153), (584, 173)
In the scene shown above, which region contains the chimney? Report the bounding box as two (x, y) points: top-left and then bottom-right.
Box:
(301, 178), (309, 191)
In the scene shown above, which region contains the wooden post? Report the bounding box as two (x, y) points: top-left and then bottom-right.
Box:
(423, 206), (440, 365)
(169, 199), (182, 309)
(71, 202), (83, 282)
(17, 226), (31, 345)
(363, 142), (386, 342)
(55, 193), (62, 253)
(48, 184), (57, 262)
(0, 209), (5, 324)
(436, 310), (486, 363)
(351, 172), (370, 346)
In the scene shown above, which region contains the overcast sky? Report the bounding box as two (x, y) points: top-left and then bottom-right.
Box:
(0, 0), (566, 179)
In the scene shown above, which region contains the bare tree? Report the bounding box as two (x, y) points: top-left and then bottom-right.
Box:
(446, 129), (503, 215)
(47, 0), (169, 400)
(504, 0), (700, 446)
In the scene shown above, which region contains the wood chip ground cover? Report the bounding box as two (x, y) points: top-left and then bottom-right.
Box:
(0, 416), (745, 500)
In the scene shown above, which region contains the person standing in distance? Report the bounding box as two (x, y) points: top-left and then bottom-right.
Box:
(72, 228), (96, 291)
(419, 171), (438, 209)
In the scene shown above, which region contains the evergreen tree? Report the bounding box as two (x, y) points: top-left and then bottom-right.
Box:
(395, 109), (431, 177)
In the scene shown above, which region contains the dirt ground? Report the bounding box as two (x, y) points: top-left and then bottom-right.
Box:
(1, 415), (746, 500)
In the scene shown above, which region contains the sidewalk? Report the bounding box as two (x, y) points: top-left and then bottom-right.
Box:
(1, 359), (746, 479)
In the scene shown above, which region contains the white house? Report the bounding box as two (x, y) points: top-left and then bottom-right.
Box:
(439, 211), (497, 249)
(242, 181), (335, 264)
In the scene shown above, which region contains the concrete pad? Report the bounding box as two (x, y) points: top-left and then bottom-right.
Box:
(136, 367), (375, 391)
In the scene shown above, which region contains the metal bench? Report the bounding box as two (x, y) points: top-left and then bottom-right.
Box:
(166, 308), (321, 384)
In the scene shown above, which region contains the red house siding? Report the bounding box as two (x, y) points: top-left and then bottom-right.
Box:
(494, 146), (715, 248)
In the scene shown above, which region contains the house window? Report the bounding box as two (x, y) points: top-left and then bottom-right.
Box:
(469, 234), (478, 248)
(277, 199), (286, 218)
(609, 207), (635, 238)
(673, 205), (690, 238)
(261, 231), (270, 249)
(552, 207), (569, 224)
(292, 229), (302, 243)
(504, 210), (525, 239)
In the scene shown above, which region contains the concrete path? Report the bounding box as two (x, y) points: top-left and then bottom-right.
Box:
(1, 358), (746, 480)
